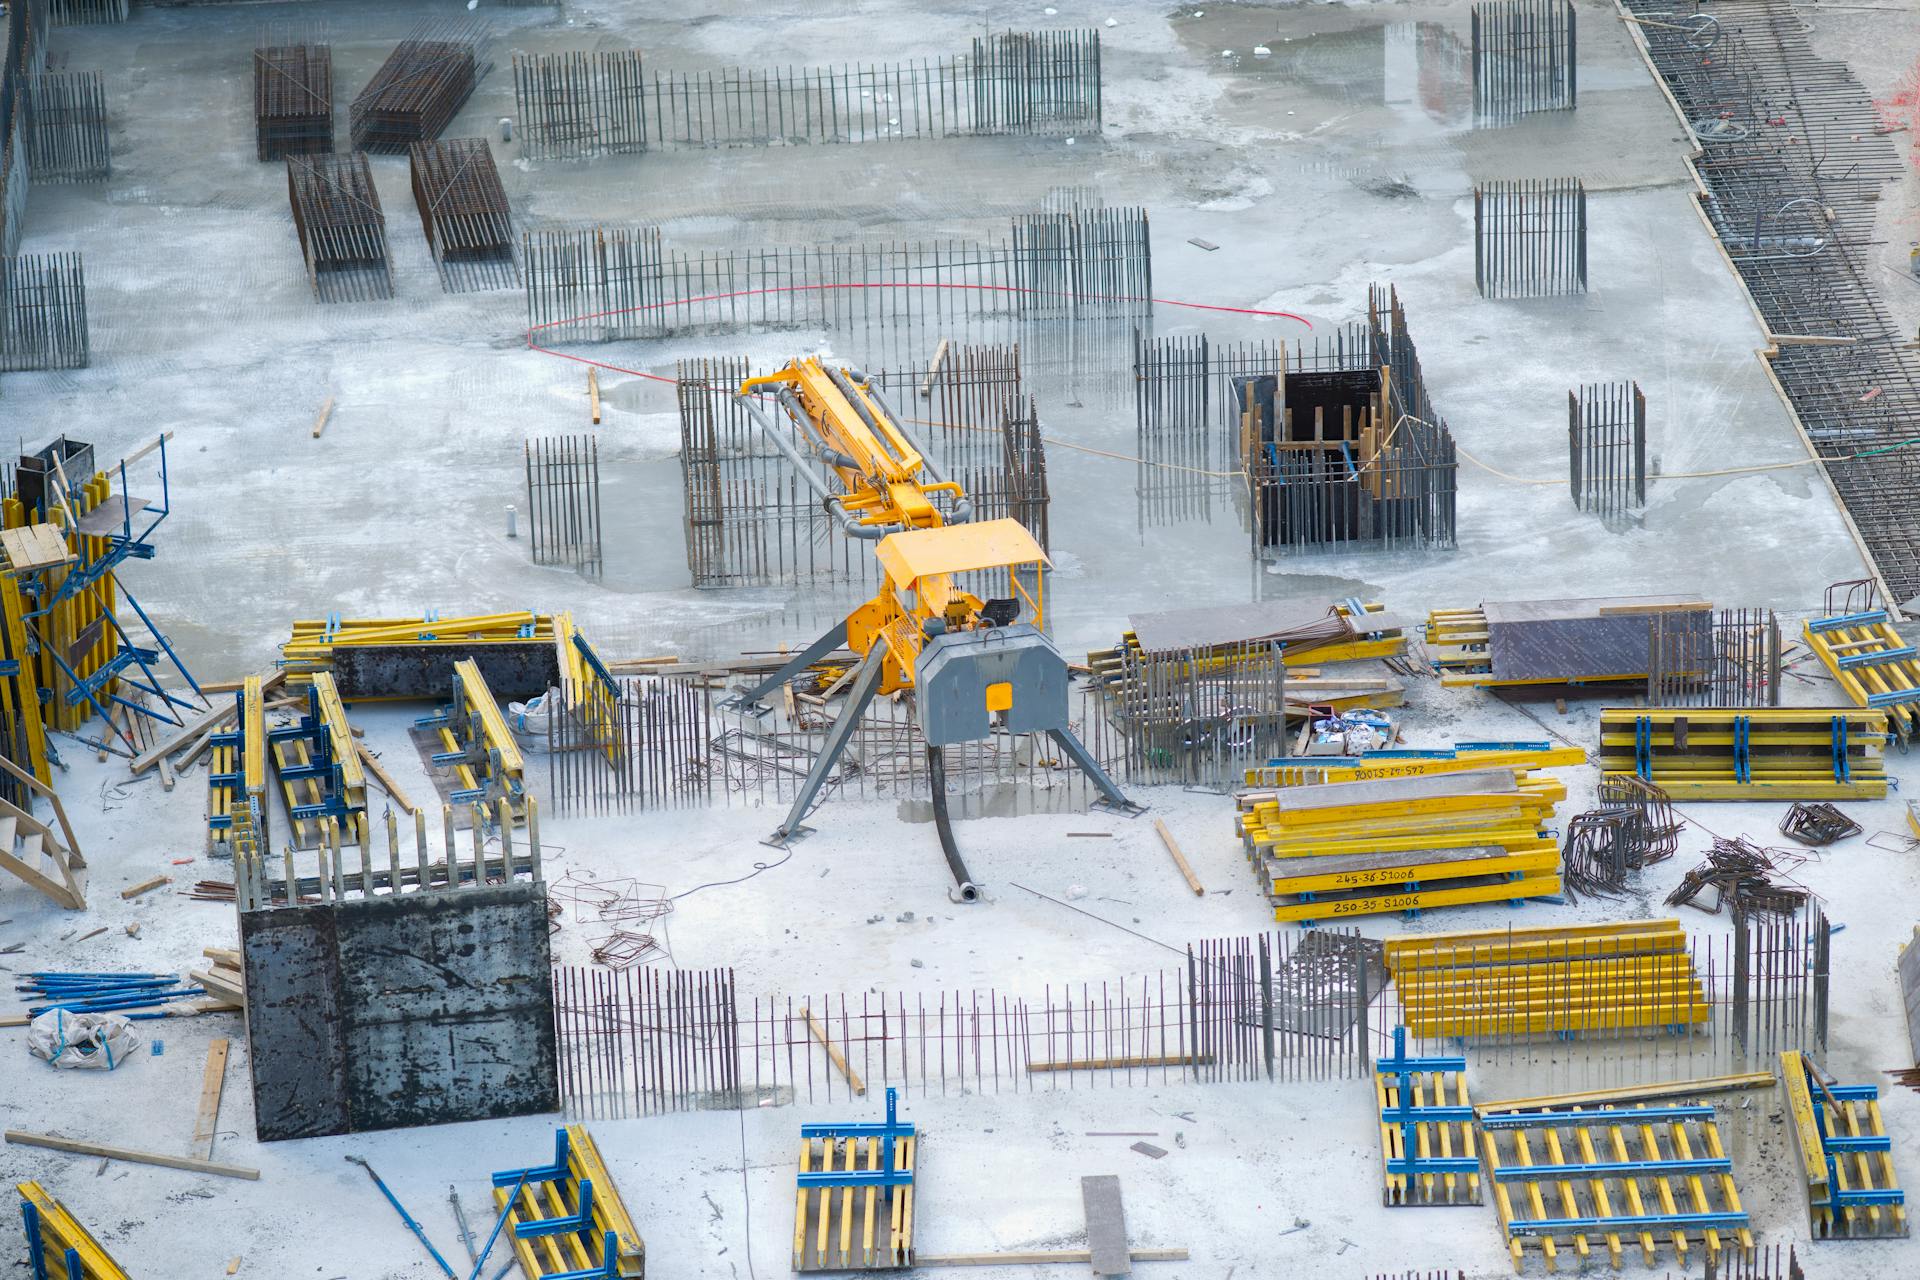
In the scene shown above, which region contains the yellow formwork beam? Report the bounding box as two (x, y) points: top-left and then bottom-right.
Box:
(1272, 873), (1562, 923)
(311, 672), (366, 799)
(16, 1180), (130, 1280)
(1245, 745), (1586, 788)
(241, 675), (266, 802)
(494, 1125), (645, 1277)
(1270, 846), (1560, 898)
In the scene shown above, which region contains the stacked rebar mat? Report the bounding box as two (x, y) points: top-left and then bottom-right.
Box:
(22, 71), (109, 182)
(409, 137), (517, 292)
(0, 251), (88, 369)
(285, 152), (392, 302)
(491, 1126), (648, 1278)
(1374, 1027), (1481, 1207)
(1481, 1098), (1751, 1272)
(349, 20), (482, 154)
(1385, 920), (1707, 1041)
(1471, 0), (1575, 124)
(1235, 765), (1566, 923)
(1598, 707), (1890, 799)
(1779, 1051), (1908, 1239)
(17, 1182), (129, 1280)
(794, 1089), (917, 1271)
(1474, 178), (1586, 299)
(1239, 285), (1458, 555)
(1568, 380), (1642, 514)
(1801, 607), (1920, 742)
(254, 40), (334, 161)
(1427, 595), (1710, 690)
(281, 612), (563, 698)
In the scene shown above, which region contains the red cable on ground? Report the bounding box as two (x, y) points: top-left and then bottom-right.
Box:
(522, 281), (1313, 385)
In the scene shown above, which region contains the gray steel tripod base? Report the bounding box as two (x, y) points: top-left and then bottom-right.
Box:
(1048, 727), (1146, 816)
(765, 646), (887, 847)
(720, 621), (849, 715)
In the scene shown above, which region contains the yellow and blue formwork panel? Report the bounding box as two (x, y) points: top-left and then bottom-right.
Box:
(492, 1125), (646, 1278)
(264, 670), (367, 848)
(1088, 599), (1407, 682)
(1375, 1026), (1481, 1207)
(1481, 1101), (1751, 1273)
(417, 657), (527, 825)
(794, 1087), (916, 1272)
(1385, 920), (1707, 1043)
(207, 673), (269, 855)
(1779, 1050), (1908, 1240)
(555, 611), (619, 763)
(1803, 609), (1920, 743)
(17, 1180), (130, 1280)
(1598, 706), (1889, 800)
(1245, 741), (1586, 789)
(1236, 766), (1564, 923)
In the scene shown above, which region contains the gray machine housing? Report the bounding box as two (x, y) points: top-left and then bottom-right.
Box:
(915, 623), (1069, 747)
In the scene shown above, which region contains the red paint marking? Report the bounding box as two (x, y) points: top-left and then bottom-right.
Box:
(522, 281), (1313, 387)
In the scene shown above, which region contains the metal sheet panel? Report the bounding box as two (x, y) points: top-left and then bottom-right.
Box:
(240, 904), (349, 1141)
(1081, 1174), (1130, 1277)
(331, 641), (559, 700)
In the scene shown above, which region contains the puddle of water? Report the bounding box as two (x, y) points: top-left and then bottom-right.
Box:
(1187, 15), (1474, 130)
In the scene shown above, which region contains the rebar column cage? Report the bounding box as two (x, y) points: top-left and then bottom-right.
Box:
(1471, 0), (1575, 124)
(0, 250), (87, 371)
(48, 0), (125, 25)
(1083, 639), (1289, 789)
(1240, 284), (1457, 556)
(21, 71), (107, 182)
(1647, 607), (1782, 708)
(524, 435), (603, 578)
(1475, 177), (1587, 299)
(1568, 380), (1646, 515)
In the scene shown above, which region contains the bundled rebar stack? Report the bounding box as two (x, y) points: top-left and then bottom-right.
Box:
(22, 71), (108, 182)
(1475, 177), (1586, 298)
(254, 39), (334, 161)
(0, 251), (88, 370)
(1561, 775), (1679, 900)
(286, 152), (393, 303)
(349, 20), (482, 154)
(409, 137), (516, 293)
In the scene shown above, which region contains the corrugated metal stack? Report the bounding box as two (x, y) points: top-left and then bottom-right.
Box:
(1236, 763), (1566, 923)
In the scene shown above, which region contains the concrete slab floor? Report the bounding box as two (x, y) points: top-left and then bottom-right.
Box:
(2, 2), (1917, 1279)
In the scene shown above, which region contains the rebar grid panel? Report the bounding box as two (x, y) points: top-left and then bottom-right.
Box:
(523, 205), (1150, 346)
(552, 928), (1375, 1117)
(0, 250), (87, 370)
(1475, 178), (1586, 299)
(1568, 380), (1644, 515)
(21, 71), (106, 182)
(524, 435), (602, 577)
(254, 40), (333, 161)
(1471, 0), (1575, 124)
(1242, 285), (1457, 555)
(1621, 0), (1920, 598)
(675, 347), (1043, 589)
(48, 0), (124, 25)
(348, 19), (483, 154)
(1648, 608), (1781, 708)
(409, 137), (517, 293)
(285, 152), (392, 303)
(511, 30), (1096, 158)
(1079, 641), (1288, 789)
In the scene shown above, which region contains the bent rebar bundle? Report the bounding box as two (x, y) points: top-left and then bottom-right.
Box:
(0, 250), (88, 370)
(511, 30), (1100, 160)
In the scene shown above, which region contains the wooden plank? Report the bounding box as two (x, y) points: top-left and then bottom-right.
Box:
(588, 368), (602, 424)
(120, 874), (170, 900)
(1152, 819), (1204, 896)
(918, 337), (953, 397)
(192, 1039), (231, 1160)
(355, 743), (415, 812)
(311, 395), (336, 439)
(913, 1249), (1189, 1267)
(801, 1007), (865, 1096)
(4, 1129), (260, 1180)
(129, 671), (283, 775)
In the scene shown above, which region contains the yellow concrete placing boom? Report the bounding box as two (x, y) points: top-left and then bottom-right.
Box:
(726, 358), (1138, 884)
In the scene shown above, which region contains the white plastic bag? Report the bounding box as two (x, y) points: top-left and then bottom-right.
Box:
(507, 688), (558, 745)
(27, 1008), (140, 1071)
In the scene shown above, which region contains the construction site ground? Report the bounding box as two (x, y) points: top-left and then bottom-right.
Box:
(7, 1), (1920, 1278)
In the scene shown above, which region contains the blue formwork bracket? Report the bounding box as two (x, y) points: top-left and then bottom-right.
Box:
(798, 1087), (916, 1190)
(1508, 1210), (1749, 1237)
(547, 1231), (621, 1280)
(515, 1179), (594, 1239)
(492, 1128), (570, 1188)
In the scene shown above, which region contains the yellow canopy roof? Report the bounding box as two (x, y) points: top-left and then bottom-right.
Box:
(874, 518), (1049, 586)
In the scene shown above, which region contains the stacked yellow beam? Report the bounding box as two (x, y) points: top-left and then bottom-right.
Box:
(1246, 743), (1585, 789)
(1385, 920), (1708, 1040)
(493, 1125), (646, 1278)
(1780, 1051), (1909, 1240)
(1598, 707), (1889, 800)
(1235, 767), (1563, 923)
(1089, 600), (1407, 680)
(440, 658), (527, 821)
(281, 612), (557, 689)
